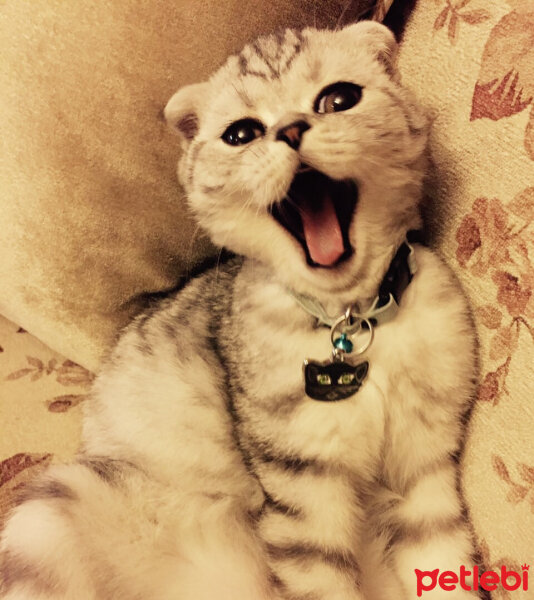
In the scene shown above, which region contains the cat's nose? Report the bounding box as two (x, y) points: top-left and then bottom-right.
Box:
(275, 120), (311, 150)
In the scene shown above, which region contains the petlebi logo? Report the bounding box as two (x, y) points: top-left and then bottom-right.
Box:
(415, 564), (529, 597)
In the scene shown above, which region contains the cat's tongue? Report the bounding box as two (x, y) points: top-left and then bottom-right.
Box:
(299, 194), (344, 267)
(272, 167), (356, 268)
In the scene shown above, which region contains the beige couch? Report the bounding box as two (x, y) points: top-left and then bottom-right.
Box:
(1, 0), (533, 596)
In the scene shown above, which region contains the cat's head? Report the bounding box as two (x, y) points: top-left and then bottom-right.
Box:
(165, 22), (428, 302)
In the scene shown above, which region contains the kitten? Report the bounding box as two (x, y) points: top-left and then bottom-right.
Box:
(0, 22), (483, 600)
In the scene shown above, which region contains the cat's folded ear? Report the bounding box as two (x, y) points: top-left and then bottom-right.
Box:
(164, 82), (208, 145)
(342, 21), (397, 74)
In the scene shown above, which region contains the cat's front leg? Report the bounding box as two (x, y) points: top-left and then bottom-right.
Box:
(367, 437), (483, 599)
(255, 456), (366, 600)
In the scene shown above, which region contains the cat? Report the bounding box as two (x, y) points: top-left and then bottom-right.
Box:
(0, 21), (484, 600)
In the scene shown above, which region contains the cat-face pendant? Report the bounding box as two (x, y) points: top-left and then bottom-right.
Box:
(304, 358), (368, 402)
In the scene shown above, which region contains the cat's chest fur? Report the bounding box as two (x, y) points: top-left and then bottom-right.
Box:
(218, 244), (470, 477)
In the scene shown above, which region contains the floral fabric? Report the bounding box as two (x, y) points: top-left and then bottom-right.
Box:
(398, 1), (534, 595)
(0, 314), (92, 530)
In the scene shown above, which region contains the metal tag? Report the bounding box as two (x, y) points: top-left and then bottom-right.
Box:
(304, 359), (368, 402)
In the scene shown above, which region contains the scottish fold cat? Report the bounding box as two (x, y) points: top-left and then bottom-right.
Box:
(0, 21), (483, 600)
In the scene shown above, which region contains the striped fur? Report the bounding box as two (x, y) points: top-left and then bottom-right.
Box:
(1, 22), (483, 600)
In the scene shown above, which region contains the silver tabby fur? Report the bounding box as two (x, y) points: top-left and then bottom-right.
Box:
(0, 22), (483, 600)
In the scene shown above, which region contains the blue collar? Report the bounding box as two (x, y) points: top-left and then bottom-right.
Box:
(289, 241), (417, 328)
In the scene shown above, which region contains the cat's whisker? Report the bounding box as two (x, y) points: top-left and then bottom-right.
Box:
(213, 245), (226, 286)
(282, 192), (300, 212)
(186, 223), (203, 265)
(218, 195), (257, 252)
(334, 0), (352, 31)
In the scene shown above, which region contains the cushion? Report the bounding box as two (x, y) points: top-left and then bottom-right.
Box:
(397, 0), (534, 581)
(0, 0), (380, 371)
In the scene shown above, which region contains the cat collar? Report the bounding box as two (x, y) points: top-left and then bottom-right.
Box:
(290, 240), (417, 402)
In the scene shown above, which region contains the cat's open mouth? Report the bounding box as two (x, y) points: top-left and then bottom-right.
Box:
(270, 165), (357, 268)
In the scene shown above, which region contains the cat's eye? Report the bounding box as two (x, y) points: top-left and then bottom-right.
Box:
(338, 373), (355, 385)
(316, 373), (331, 385)
(221, 118), (265, 146)
(314, 82), (363, 114)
